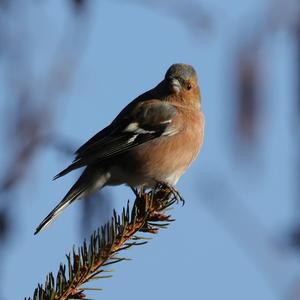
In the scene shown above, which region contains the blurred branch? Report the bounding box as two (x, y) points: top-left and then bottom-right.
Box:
(235, 45), (259, 144)
(0, 1), (91, 251)
(26, 186), (178, 300)
(0, 0), (91, 195)
(122, 0), (212, 34)
(70, 0), (89, 13)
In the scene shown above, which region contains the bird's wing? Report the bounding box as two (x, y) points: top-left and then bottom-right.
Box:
(53, 100), (180, 179)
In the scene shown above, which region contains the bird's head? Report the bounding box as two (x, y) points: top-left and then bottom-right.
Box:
(164, 63), (201, 108)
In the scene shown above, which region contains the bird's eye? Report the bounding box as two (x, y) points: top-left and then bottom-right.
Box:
(187, 83), (192, 90)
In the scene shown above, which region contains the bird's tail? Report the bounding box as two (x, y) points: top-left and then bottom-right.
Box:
(34, 167), (109, 235)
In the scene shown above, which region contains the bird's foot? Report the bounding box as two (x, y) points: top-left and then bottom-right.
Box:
(155, 182), (185, 206)
(130, 184), (184, 206)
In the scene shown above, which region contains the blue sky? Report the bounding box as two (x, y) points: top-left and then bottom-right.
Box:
(0, 0), (299, 299)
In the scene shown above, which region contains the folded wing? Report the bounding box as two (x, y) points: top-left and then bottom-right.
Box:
(53, 100), (179, 179)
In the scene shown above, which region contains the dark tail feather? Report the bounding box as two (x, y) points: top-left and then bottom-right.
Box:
(34, 185), (86, 235)
(53, 160), (84, 180)
(35, 167), (108, 235)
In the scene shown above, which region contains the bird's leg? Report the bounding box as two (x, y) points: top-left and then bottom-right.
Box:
(130, 186), (139, 197)
(130, 186), (147, 198)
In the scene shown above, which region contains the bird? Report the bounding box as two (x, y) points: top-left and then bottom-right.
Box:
(35, 63), (205, 235)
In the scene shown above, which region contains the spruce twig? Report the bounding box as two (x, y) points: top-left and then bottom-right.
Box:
(26, 184), (180, 300)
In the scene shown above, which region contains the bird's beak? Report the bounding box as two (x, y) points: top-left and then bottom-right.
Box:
(169, 78), (181, 94)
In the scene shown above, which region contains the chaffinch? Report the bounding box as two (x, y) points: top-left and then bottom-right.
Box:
(35, 63), (205, 234)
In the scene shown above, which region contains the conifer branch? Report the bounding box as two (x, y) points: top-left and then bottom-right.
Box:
(26, 184), (180, 300)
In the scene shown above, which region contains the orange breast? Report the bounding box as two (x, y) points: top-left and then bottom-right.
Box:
(121, 109), (205, 185)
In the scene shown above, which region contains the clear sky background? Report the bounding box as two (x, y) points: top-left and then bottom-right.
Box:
(0, 0), (299, 299)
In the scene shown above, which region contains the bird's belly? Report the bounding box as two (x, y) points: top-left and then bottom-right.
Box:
(107, 123), (203, 187)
